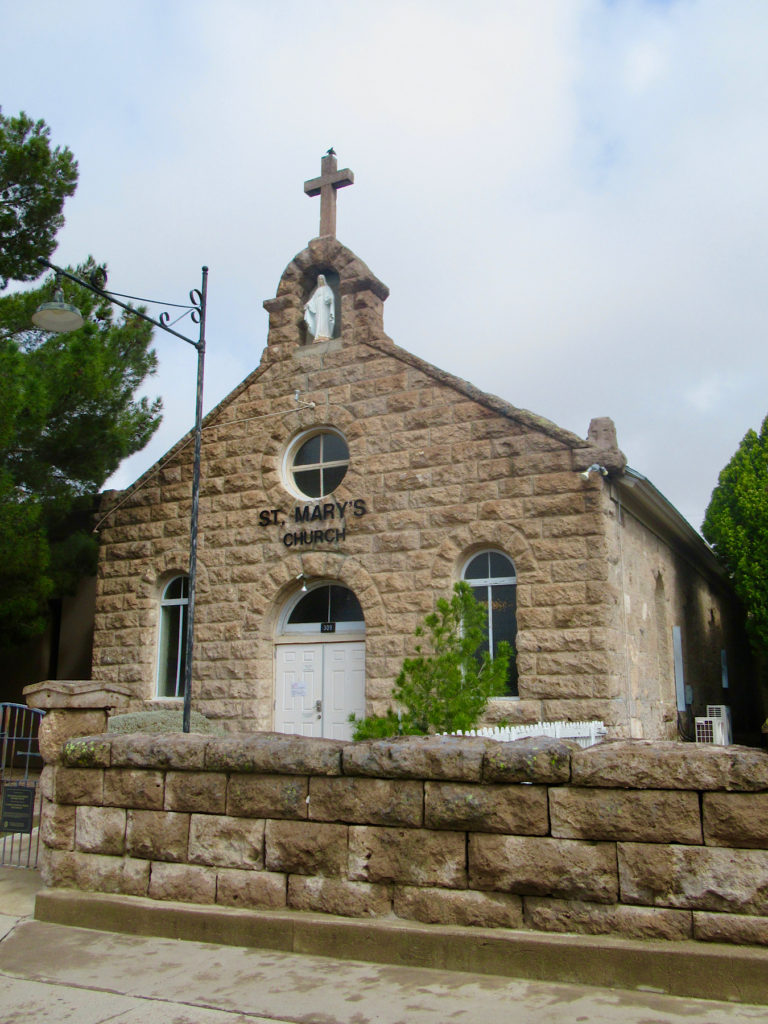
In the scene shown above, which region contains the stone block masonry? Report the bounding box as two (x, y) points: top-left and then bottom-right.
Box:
(37, 731), (768, 949)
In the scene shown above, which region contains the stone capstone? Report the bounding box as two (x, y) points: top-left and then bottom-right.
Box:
(482, 736), (575, 784)
(206, 733), (345, 776)
(107, 709), (224, 734)
(572, 740), (768, 791)
(342, 735), (491, 781)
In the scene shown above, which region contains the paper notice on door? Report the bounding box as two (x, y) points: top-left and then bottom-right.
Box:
(291, 678), (308, 698)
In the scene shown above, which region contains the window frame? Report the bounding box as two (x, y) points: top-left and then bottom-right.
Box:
(283, 427), (350, 500)
(278, 581), (365, 636)
(156, 575), (189, 699)
(461, 549), (518, 697)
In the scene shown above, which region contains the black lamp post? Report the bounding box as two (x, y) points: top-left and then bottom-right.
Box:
(33, 258), (208, 734)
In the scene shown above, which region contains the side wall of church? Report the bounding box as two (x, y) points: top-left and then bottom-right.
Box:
(605, 496), (757, 743)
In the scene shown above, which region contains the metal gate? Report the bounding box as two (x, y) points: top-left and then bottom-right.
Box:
(0, 703), (44, 868)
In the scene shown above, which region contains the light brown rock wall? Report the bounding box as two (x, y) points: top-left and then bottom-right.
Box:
(90, 240), (634, 733)
(37, 733), (768, 947)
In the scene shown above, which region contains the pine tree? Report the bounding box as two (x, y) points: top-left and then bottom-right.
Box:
(0, 262), (161, 645)
(350, 582), (511, 738)
(0, 110), (78, 289)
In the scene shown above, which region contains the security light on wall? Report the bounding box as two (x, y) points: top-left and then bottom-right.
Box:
(580, 464), (609, 481)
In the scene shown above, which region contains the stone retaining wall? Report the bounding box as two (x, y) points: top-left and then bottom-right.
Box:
(39, 733), (768, 947)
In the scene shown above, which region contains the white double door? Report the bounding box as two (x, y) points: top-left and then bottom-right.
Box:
(274, 641), (365, 740)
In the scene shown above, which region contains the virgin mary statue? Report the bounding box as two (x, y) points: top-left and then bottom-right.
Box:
(304, 275), (335, 341)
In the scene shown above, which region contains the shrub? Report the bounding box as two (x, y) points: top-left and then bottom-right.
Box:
(350, 582), (511, 739)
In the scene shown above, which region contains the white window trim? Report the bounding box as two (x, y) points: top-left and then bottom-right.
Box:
(282, 427), (349, 500)
(156, 576), (188, 699)
(277, 580), (365, 639)
(461, 549), (518, 700)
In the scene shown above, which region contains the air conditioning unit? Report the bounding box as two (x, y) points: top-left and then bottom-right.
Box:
(695, 716), (729, 745)
(706, 704), (733, 745)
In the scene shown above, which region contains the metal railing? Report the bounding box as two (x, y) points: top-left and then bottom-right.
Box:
(0, 703), (45, 868)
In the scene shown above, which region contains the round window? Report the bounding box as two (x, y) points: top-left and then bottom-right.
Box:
(286, 429), (349, 498)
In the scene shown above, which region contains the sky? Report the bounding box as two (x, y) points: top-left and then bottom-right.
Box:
(3, 0), (768, 533)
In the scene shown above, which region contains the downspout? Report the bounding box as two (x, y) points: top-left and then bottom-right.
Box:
(611, 484), (635, 734)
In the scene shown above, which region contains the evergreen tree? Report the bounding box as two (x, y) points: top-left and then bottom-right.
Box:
(351, 582), (511, 738)
(0, 110), (78, 289)
(703, 415), (768, 653)
(0, 261), (161, 645)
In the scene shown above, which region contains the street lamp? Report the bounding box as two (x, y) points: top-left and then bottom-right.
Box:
(33, 258), (208, 734)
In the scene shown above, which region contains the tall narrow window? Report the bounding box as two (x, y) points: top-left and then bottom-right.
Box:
(462, 550), (518, 695)
(157, 576), (188, 698)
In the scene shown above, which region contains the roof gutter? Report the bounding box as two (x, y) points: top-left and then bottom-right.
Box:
(612, 467), (728, 585)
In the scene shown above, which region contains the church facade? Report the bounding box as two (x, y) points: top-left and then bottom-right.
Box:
(89, 163), (758, 744)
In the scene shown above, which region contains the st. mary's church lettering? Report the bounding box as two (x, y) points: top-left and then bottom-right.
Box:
(258, 498), (367, 548)
(258, 498), (366, 529)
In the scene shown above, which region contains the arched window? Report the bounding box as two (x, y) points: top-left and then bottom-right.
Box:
(282, 583), (365, 634)
(462, 550), (518, 696)
(157, 575), (188, 698)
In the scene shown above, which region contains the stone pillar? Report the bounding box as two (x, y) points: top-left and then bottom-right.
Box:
(23, 681), (133, 765)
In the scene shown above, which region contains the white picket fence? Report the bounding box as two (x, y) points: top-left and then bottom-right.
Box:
(447, 720), (607, 749)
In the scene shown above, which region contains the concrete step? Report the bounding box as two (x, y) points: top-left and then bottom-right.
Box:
(35, 887), (768, 1006)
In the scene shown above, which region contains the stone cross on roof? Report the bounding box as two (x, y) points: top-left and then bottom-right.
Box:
(304, 150), (354, 238)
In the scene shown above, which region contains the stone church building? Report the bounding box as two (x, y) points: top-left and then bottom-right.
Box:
(89, 156), (757, 744)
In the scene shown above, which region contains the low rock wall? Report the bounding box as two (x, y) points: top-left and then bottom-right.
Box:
(39, 733), (768, 946)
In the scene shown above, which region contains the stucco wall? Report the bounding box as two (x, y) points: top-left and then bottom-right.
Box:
(39, 731), (768, 948)
(606, 491), (758, 743)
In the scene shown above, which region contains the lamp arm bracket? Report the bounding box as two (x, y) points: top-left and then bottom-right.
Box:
(38, 258), (202, 349)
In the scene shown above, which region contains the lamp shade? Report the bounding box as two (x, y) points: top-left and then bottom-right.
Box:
(32, 290), (84, 332)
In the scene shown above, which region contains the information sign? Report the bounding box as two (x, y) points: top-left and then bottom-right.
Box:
(1, 785), (36, 835)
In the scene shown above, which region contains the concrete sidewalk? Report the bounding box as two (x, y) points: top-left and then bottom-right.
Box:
(1, 868), (767, 1024)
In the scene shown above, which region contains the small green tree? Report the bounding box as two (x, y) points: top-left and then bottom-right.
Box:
(351, 582), (511, 739)
(703, 415), (768, 653)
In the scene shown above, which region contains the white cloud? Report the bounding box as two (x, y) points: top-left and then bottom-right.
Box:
(2, 0), (768, 534)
